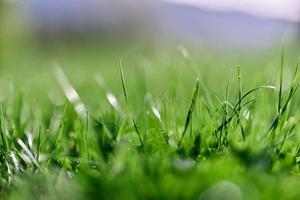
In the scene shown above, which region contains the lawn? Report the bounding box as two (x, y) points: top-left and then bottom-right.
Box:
(1, 26), (300, 199)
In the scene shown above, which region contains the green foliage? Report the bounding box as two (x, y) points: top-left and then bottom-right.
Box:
(0, 46), (300, 199)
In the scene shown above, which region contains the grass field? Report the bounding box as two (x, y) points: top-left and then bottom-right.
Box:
(1, 34), (300, 200)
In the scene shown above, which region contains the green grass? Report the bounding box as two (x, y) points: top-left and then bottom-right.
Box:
(1, 41), (300, 200)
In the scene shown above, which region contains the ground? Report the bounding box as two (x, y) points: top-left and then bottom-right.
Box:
(1, 40), (300, 199)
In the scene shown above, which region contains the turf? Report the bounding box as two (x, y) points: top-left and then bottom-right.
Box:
(1, 42), (300, 200)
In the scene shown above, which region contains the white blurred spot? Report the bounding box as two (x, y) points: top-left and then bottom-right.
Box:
(17, 139), (39, 167)
(53, 63), (87, 119)
(107, 93), (121, 113)
(152, 106), (162, 121)
(25, 131), (33, 149)
(10, 151), (20, 172)
(199, 180), (243, 200)
(178, 45), (190, 59)
(243, 109), (251, 120)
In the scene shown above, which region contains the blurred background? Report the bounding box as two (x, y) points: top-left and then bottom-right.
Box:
(1, 0), (299, 48)
(0, 0), (299, 106)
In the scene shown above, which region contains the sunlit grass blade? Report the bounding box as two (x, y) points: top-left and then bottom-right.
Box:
(53, 63), (87, 119)
(95, 74), (122, 113)
(10, 151), (20, 172)
(151, 105), (169, 144)
(17, 139), (39, 168)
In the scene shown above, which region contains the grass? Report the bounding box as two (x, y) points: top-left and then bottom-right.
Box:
(0, 42), (300, 200)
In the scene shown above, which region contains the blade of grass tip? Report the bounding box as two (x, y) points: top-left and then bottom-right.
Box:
(119, 61), (143, 146)
(151, 105), (169, 144)
(179, 79), (199, 146)
(53, 63), (87, 119)
(152, 106), (162, 124)
(25, 131), (33, 150)
(119, 60), (128, 105)
(17, 138), (39, 168)
(278, 47), (285, 113)
(106, 93), (122, 113)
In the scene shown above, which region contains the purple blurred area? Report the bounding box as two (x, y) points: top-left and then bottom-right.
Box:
(1, 0), (300, 50)
(160, 2), (300, 49)
(27, 0), (159, 39)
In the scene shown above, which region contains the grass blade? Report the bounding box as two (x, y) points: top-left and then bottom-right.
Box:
(119, 61), (143, 146)
(278, 47), (285, 113)
(0, 106), (9, 152)
(237, 65), (245, 140)
(95, 74), (122, 113)
(53, 63), (87, 119)
(17, 139), (39, 168)
(119, 60), (128, 105)
(179, 79), (199, 146)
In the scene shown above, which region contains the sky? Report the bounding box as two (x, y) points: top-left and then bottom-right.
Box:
(164, 0), (300, 22)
